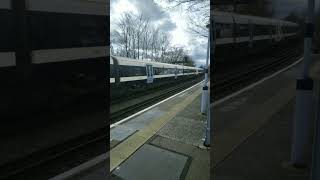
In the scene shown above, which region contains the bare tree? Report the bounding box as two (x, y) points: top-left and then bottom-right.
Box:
(164, 0), (210, 37)
(159, 32), (170, 61)
(111, 10), (196, 66)
(136, 14), (150, 59)
(115, 13), (134, 57)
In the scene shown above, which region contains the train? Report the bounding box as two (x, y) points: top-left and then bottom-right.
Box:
(110, 56), (204, 100)
(0, 0), (108, 119)
(212, 11), (300, 60)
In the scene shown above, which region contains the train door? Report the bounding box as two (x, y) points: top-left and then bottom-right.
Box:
(269, 23), (273, 41)
(232, 16), (237, 45)
(146, 64), (153, 83)
(174, 67), (178, 79)
(249, 20), (253, 48)
(279, 23), (283, 40)
(276, 22), (282, 42)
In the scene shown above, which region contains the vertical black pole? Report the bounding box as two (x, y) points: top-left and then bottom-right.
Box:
(11, 0), (31, 114)
(11, 0), (31, 80)
(311, 80), (320, 179)
(291, 0), (315, 167)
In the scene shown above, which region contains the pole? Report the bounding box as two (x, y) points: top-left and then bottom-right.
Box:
(201, 31), (210, 114)
(204, 17), (214, 147)
(311, 80), (320, 179)
(203, 29), (210, 146)
(291, 0), (315, 167)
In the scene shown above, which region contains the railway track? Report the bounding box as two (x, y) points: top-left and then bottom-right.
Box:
(0, 128), (107, 180)
(0, 46), (302, 180)
(110, 46), (301, 124)
(212, 47), (302, 101)
(110, 77), (204, 123)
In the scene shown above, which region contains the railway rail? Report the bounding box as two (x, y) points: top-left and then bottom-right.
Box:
(0, 128), (107, 180)
(110, 77), (204, 123)
(212, 46), (302, 102)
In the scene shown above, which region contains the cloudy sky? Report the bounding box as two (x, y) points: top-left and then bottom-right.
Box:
(272, 0), (319, 18)
(110, 0), (208, 66)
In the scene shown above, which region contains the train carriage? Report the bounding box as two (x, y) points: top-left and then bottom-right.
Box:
(0, 0), (108, 118)
(213, 11), (299, 60)
(110, 56), (204, 100)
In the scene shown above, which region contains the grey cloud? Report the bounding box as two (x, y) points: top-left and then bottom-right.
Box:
(189, 42), (208, 65)
(158, 20), (176, 31)
(132, 0), (169, 21)
(111, 0), (119, 6)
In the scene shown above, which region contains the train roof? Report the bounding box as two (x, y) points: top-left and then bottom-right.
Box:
(110, 56), (202, 70)
(213, 11), (298, 27)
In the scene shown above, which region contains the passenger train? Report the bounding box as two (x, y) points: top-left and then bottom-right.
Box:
(213, 11), (300, 60)
(110, 56), (204, 100)
(0, 0), (107, 118)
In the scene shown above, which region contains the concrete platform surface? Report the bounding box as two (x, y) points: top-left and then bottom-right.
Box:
(110, 81), (210, 180)
(212, 58), (314, 179)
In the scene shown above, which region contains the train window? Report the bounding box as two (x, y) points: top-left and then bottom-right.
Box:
(216, 23), (233, 38)
(272, 26), (276, 34)
(163, 68), (168, 74)
(238, 24), (249, 37)
(110, 64), (115, 78)
(169, 68), (175, 74)
(154, 67), (159, 75)
(282, 26), (287, 33)
(0, 10), (14, 51)
(216, 23), (222, 38)
(154, 67), (165, 75)
(254, 25), (271, 36)
(118, 65), (146, 77)
(184, 69), (193, 73)
(286, 26), (296, 34)
(29, 12), (107, 50)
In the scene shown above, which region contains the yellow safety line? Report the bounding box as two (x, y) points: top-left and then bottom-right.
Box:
(110, 87), (203, 172)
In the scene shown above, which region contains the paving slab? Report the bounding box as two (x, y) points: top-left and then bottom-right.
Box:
(112, 144), (189, 180)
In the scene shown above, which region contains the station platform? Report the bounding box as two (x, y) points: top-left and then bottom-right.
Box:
(212, 56), (320, 180)
(109, 81), (210, 180)
(48, 80), (209, 180)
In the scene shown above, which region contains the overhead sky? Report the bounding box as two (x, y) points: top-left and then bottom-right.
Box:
(110, 0), (208, 66)
(272, 0), (319, 18)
